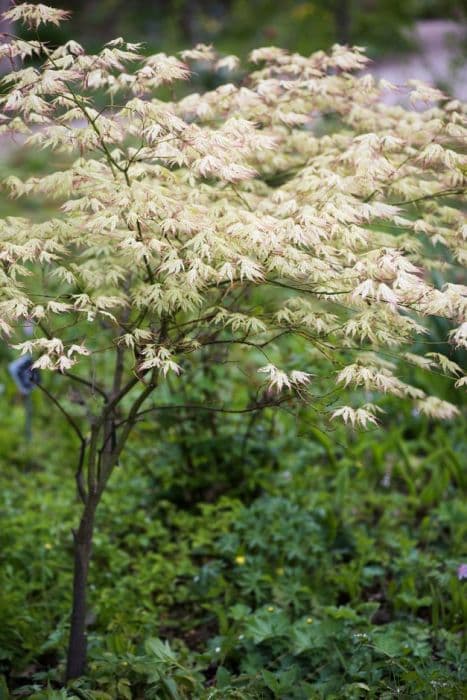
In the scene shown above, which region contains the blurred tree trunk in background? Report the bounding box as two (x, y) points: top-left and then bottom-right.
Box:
(0, 0), (15, 73)
(177, 0), (198, 44)
(334, 0), (352, 44)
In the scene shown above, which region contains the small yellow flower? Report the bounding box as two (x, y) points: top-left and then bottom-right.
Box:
(267, 606), (275, 612)
(235, 555), (246, 565)
(44, 543), (53, 550)
(276, 567), (284, 576)
(306, 617), (313, 624)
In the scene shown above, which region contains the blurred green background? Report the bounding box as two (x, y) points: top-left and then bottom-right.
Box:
(3, 0), (465, 58)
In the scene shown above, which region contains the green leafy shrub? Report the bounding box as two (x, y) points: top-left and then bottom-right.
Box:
(1, 399), (465, 697)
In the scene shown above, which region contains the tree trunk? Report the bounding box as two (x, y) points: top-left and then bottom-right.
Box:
(64, 387), (151, 679)
(65, 496), (99, 680)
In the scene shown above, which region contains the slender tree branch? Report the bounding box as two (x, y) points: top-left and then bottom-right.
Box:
(123, 170), (155, 285)
(64, 372), (108, 400)
(265, 278), (351, 296)
(393, 187), (466, 207)
(36, 383), (85, 442)
(86, 424), (100, 496)
(230, 184), (253, 211)
(100, 374), (140, 424)
(198, 331), (291, 351)
(54, 63), (156, 290)
(36, 383), (88, 503)
(98, 372), (159, 487)
(75, 440), (87, 505)
(118, 395), (293, 426)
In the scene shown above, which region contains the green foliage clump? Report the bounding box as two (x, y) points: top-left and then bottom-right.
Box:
(0, 391), (465, 698)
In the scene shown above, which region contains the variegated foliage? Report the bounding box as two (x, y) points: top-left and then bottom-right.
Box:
(0, 3), (466, 439)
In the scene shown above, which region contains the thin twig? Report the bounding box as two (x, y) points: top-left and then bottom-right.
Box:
(392, 187), (466, 207)
(36, 383), (85, 442)
(64, 372), (108, 400)
(117, 395), (293, 426)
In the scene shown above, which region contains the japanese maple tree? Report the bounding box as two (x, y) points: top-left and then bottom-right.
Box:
(0, 2), (465, 679)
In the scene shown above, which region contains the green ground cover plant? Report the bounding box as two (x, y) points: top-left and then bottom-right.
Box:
(0, 394), (465, 698)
